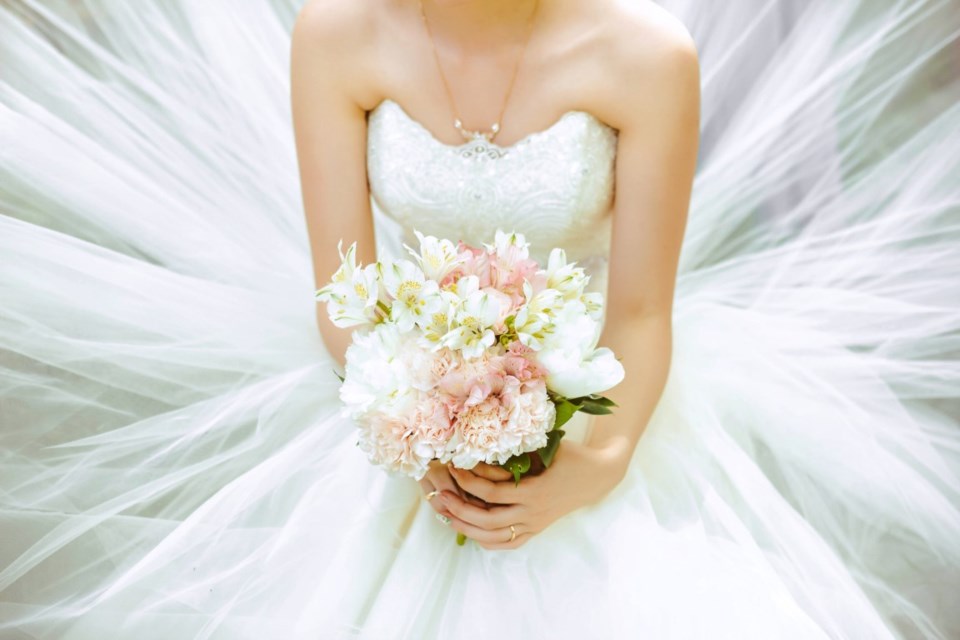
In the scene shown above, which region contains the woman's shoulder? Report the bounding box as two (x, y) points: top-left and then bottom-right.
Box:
(578, 0), (699, 130)
(291, 0), (385, 105)
(293, 0), (378, 39)
(593, 1), (698, 81)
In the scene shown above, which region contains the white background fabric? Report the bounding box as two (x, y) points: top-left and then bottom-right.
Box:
(1, 1), (959, 638)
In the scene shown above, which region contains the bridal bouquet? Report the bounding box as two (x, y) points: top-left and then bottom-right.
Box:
(316, 230), (624, 486)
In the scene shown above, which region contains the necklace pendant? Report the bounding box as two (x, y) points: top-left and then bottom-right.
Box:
(454, 119), (500, 143)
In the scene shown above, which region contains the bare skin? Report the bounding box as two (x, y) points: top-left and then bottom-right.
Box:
(291, 0), (700, 549)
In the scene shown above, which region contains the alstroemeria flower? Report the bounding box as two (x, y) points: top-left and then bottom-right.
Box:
(380, 258), (443, 332)
(316, 242), (383, 329)
(545, 247), (590, 300)
(405, 230), (465, 283)
(513, 285), (565, 350)
(440, 280), (502, 359)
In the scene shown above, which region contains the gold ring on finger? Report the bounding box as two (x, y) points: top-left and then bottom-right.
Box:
(509, 524), (517, 543)
(424, 490), (439, 501)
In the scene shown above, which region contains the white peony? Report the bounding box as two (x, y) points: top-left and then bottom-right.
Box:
(532, 301), (625, 398)
(339, 323), (414, 419)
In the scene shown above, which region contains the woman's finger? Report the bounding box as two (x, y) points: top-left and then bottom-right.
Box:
(445, 512), (521, 546)
(422, 468), (458, 517)
(481, 531), (533, 551)
(439, 490), (524, 530)
(470, 462), (514, 482)
(449, 464), (532, 505)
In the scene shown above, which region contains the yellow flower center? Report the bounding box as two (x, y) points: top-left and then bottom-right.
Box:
(397, 281), (421, 302)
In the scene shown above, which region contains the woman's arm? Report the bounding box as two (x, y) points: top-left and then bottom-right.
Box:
(438, 21), (701, 550)
(587, 20), (700, 476)
(291, 1), (470, 517)
(291, 0), (378, 368)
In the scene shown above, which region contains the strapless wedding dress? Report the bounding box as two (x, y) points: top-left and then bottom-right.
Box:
(2, 1), (959, 639)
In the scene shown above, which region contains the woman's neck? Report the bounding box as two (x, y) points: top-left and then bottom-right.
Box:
(419, 0), (548, 53)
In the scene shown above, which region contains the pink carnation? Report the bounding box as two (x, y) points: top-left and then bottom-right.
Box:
(503, 342), (547, 383)
(437, 352), (507, 409)
(446, 375), (555, 469)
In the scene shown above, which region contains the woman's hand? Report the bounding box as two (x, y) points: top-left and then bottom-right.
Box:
(438, 440), (629, 550)
(418, 459), (486, 521)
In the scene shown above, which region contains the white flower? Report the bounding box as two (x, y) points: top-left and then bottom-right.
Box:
(532, 301), (625, 397)
(405, 230), (465, 282)
(484, 229), (531, 260)
(417, 289), (460, 346)
(315, 242), (383, 329)
(513, 284), (564, 350)
(380, 258), (443, 333)
(545, 247), (590, 300)
(440, 279), (501, 359)
(339, 323), (413, 418)
(580, 291), (604, 321)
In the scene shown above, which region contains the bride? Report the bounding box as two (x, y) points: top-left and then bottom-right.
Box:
(292, 0), (699, 551)
(1, 0), (958, 638)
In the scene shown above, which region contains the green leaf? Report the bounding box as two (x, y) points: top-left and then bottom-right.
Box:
(579, 403), (614, 415)
(456, 532), (467, 546)
(553, 399), (580, 429)
(503, 453), (531, 485)
(333, 368), (345, 383)
(539, 429), (566, 468)
(585, 395), (617, 407)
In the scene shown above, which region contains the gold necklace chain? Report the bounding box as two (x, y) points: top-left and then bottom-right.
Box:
(417, 0), (540, 144)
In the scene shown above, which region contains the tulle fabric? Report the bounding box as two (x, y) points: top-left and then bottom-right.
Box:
(1, 0), (959, 638)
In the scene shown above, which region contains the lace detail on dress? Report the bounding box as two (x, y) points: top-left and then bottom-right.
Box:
(365, 98), (619, 278)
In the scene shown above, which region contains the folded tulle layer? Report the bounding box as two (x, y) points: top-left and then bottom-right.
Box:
(1, 0), (959, 638)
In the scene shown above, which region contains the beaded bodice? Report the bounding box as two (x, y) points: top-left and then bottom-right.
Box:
(365, 98), (618, 292)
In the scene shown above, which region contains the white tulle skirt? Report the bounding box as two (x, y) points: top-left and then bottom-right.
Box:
(2, 1), (959, 638)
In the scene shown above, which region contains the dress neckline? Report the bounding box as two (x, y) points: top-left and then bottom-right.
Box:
(370, 98), (615, 152)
